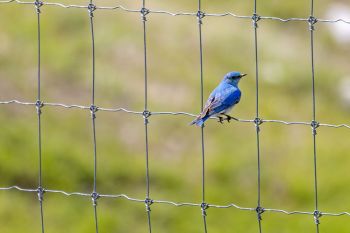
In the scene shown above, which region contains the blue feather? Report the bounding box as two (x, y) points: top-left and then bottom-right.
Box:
(191, 71), (245, 126)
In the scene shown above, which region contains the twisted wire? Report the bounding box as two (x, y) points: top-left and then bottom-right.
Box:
(1, 100), (350, 129)
(1, 186), (350, 218)
(0, 0), (349, 25)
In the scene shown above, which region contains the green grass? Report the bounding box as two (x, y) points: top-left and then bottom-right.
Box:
(1, 0), (350, 232)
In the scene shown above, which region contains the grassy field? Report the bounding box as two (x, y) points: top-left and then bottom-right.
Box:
(1, 0), (350, 232)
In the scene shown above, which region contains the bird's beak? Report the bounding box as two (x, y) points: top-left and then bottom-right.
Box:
(240, 73), (247, 78)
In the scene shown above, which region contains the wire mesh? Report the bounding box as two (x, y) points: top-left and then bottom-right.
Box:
(1, 1), (350, 233)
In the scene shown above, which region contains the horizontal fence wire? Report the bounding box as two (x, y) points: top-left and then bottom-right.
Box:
(0, 100), (350, 129)
(1, 0), (350, 232)
(0, 0), (349, 24)
(1, 185), (350, 217)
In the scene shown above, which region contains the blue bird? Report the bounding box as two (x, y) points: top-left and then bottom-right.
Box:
(190, 71), (246, 127)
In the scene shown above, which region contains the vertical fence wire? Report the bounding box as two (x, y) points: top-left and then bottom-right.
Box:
(141, 0), (152, 232)
(87, 1), (99, 233)
(34, 1), (45, 233)
(252, 0), (263, 232)
(309, 0), (321, 231)
(196, 1), (208, 233)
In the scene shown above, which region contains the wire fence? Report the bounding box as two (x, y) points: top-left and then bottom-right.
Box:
(1, 1), (350, 233)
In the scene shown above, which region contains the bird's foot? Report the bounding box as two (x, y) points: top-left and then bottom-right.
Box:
(223, 114), (237, 123)
(217, 116), (224, 124)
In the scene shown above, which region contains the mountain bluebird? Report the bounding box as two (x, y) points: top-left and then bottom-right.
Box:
(190, 71), (246, 127)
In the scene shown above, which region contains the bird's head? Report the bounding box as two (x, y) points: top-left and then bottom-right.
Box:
(223, 71), (247, 86)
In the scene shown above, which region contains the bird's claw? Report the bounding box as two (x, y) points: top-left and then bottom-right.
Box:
(217, 116), (224, 124)
(223, 114), (237, 123)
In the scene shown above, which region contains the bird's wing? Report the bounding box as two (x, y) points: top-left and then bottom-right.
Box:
(208, 87), (240, 113)
(198, 95), (218, 119)
(199, 88), (230, 118)
(197, 85), (241, 120)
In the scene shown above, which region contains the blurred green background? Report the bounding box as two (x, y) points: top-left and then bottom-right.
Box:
(1, 0), (350, 232)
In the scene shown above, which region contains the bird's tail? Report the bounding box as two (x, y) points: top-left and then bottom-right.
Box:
(190, 116), (208, 127)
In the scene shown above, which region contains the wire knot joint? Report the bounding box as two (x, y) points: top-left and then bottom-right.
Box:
(90, 105), (98, 113)
(252, 13), (261, 28)
(37, 186), (45, 202)
(34, 0), (43, 14)
(308, 16), (318, 31)
(141, 8), (150, 21)
(143, 110), (151, 124)
(313, 210), (322, 225)
(90, 105), (98, 119)
(91, 192), (100, 206)
(88, 3), (96, 17)
(35, 100), (44, 115)
(256, 206), (265, 221)
(201, 202), (209, 216)
(311, 120), (319, 135)
(254, 117), (263, 132)
(144, 198), (153, 212)
(197, 11), (205, 24)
